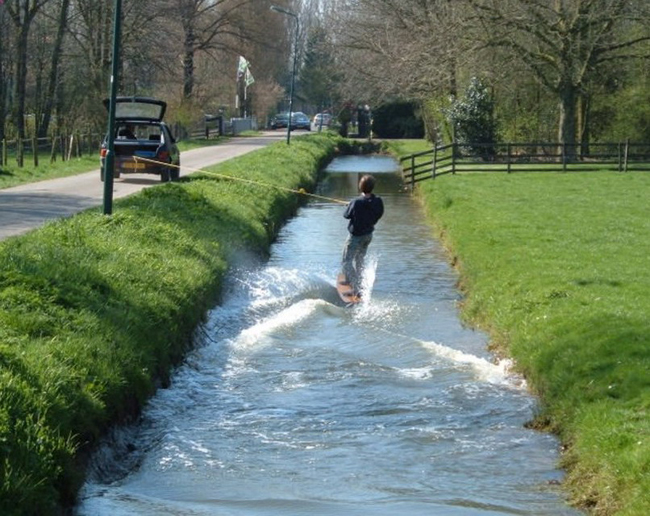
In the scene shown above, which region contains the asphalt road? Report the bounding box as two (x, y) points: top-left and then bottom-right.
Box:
(0, 132), (284, 241)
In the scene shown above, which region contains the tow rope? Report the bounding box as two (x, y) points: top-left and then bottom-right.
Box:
(133, 156), (349, 205)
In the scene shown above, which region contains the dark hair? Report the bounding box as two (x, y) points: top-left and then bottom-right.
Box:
(359, 174), (376, 194)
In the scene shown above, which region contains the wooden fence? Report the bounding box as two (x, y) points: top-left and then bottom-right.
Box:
(401, 141), (650, 188)
(0, 118), (235, 169)
(1, 134), (106, 168)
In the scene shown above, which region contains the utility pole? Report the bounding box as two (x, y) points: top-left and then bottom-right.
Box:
(271, 5), (299, 145)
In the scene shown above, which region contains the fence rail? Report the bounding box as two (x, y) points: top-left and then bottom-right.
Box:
(401, 141), (650, 188)
(0, 116), (250, 169)
(0, 134), (105, 168)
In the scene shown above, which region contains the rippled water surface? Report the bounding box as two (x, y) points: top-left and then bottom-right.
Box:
(76, 156), (581, 515)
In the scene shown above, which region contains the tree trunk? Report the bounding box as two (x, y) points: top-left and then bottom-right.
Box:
(0, 10), (6, 141)
(39, 0), (70, 138)
(558, 81), (578, 158)
(6, 1), (49, 139)
(578, 92), (591, 157)
(183, 28), (195, 99)
(12, 26), (30, 139)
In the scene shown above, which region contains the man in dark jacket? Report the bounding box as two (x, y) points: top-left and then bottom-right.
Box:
(340, 174), (384, 296)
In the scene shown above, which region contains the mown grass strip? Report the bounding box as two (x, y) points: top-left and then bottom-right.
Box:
(411, 170), (649, 515)
(0, 133), (340, 515)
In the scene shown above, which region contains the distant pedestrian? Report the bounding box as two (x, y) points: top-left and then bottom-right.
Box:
(340, 174), (384, 296)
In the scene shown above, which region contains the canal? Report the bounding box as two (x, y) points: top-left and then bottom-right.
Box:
(76, 155), (581, 515)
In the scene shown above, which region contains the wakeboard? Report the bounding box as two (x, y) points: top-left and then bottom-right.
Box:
(336, 273), (361, 306)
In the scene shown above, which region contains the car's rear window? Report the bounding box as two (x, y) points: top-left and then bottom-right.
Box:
(116, 123), (163, 141)
(115, 102), (164, 120)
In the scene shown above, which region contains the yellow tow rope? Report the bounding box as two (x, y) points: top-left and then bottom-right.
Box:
(133, 156), (349, 205)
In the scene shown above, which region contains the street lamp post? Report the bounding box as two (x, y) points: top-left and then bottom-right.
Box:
(103, 0), (122, 215)
(270, 5), (298, 145)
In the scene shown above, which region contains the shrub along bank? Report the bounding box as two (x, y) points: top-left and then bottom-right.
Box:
(0, 133), (340, 515)
(412, 171), (649, 515)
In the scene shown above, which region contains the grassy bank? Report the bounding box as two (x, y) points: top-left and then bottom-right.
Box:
(0, 133), (340, 515)
(405, 166), (649, 514)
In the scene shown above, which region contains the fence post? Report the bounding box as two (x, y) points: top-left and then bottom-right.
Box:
(562, 142), (567, 172)
(507, 143), (511, 173)
(60, 135), (66, 161)
(624, 139), (629, 172)
(2, 138), (6, 166)
(17, 138), (24, 168)
(50, 136), (57, 163)
(32, 137), (38, 167)
(617, 142), (622, 172)
(432, 145), (438, 179)
(410, 154), (415, 190)
(452, 143), (456, 174)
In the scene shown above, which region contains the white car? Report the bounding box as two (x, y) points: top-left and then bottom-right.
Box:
(312, 113), (332, 130)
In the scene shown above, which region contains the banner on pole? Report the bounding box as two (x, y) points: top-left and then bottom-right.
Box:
(237, 56), (249, 79)
(245, 68), (255, 87)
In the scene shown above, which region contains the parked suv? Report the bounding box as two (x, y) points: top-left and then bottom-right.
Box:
(100, 97), (180, 182)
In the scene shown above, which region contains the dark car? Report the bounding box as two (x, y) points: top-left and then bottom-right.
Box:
(291, 112), (311, 131)
(270, 113), (290, 129)
(100, 96), (180, 182)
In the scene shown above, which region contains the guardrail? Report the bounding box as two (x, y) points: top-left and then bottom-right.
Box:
(401, 141), (650, 188)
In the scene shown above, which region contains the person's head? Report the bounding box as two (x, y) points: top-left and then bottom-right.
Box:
(359, 174), (376, 194)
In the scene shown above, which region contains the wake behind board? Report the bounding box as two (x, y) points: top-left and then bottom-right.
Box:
(336, 273), (361, 306)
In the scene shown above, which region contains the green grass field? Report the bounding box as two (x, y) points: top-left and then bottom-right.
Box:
(0, 132), (339, 515)
(411, 170), (650, 515)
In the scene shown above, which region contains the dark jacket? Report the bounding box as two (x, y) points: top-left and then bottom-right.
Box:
(344, 194), (384, 236)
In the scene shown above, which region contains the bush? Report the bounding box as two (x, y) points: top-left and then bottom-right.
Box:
(372, 101), (425, 139)
(446, 77), (499, 159)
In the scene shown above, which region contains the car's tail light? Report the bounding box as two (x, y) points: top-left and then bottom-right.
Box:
(157, 150), (170, 162)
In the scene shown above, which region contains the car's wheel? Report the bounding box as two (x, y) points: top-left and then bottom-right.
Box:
(170, 167), (180, 181)
(160, 168), (171, 182)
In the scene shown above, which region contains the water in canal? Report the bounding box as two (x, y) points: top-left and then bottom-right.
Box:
(76, 156), (581, 515)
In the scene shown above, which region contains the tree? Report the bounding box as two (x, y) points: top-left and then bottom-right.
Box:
(4, 0), (54, 138)
(468, 0), (650, 152)
(37, 0), (71, 137)
(328, 0), (474, 102)
(325, 0), (478, 143)
(159, 0), (254, 101)
(299, 25), (338, 112)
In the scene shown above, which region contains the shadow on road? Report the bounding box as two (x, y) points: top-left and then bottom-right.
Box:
(0, 191), (98, 239)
